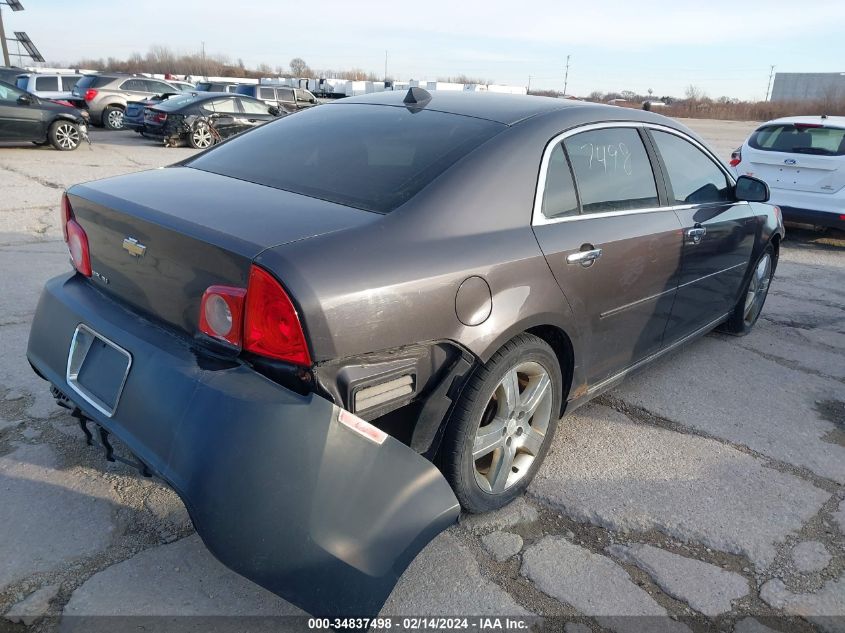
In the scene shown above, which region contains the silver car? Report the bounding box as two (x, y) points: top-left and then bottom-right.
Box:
(71, 74), (182, 130)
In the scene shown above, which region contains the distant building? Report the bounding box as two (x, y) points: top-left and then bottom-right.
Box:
(771, 72), (845, 102)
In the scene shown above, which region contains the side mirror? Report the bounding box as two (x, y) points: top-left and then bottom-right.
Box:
(17, 94), (33, 105)
(268, 106), (280, 116)
(735, 175), (769, 203)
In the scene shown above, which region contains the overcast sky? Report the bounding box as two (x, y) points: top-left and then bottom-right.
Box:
(6, 0), (844, 100)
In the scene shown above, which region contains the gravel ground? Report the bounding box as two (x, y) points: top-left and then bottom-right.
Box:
(0, 118), (843, 633)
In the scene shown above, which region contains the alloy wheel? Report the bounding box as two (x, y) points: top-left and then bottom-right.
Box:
(473, 361), (553, 494)
(107, 110), (124, 129)
(743, 252), (772, 326)
(55, 123), (80, 150)
(192, 125), (213, 148)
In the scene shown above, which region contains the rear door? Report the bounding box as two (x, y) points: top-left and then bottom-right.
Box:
(202, 97), (244, 137)
(647, 127), (756, 341)
(237, 97), (276, 128)
(738, 122), (845, 196)
(532, 123), (683, 386)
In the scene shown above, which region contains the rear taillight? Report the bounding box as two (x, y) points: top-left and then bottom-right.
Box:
(61, 193), (91, 277)
(199, 286), (246, 346)
(729, 148), (742, 167)
(84, 89), (98, 102)
(198, 265), (311, 366)
(244, 266), (312, 366)
(152, 112), (167, 123)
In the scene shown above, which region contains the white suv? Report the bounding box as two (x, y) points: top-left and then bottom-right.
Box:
(732, 116), (845, 231)
(15, 73), (82, 100)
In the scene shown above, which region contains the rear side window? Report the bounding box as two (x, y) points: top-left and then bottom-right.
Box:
(749, 124), (845, 156)
(35, 76), (59, 91)
(564, 127), (659, 214)
(651, 130), (731, 205)
(278, 88), (294, 103)
(202, 98), (240, 114)
(541, 144), (579, 219)
(61, 76), (80, 91)
(188, 104), (505, 213)
(120, 79), (147, 91)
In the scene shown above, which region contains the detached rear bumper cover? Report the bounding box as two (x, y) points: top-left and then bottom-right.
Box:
(27, 273), (460, 618)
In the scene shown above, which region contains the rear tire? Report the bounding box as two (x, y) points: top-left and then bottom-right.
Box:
(102, 106), (125, 130)
(189, 121), (215, 149)
(48, 120), (81, 151)
(719, 243), (775, 335)
(441, 333), (562, 513)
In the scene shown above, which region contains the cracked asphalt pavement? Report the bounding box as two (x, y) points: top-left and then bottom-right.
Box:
(1, 119), (844, 633)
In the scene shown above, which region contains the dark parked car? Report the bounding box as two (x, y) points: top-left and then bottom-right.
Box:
(0, 80), (88, 150)
(140, 92), (281, 147)
(27, 90), (783, 619)
(123, 92), (190, 133)
(234, 84), (317, 112)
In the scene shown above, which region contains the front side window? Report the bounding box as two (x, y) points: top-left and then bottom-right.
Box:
(0, 82), (25, 102)
(259, 87), (276, 100)
(278, 88), (295, 103)
(146, 80), (174, 94)
(651, 130), (731, 205)
(564, 127), (659, 214)
(239, 98), (271, 115)
(15, 76), (28, 90)
(541, 143), (579, 219)
(35, 76), (59, 91)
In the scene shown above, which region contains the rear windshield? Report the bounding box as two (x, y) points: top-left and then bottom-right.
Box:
(749, 124), (845, 156)
(187, 104), (505, 213)
(74, 75), (112, 91)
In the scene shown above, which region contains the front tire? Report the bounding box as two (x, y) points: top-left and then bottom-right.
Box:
(441, 333), (562, 513)
(48, 120), (81, 151)
(719, 243), (775, 335)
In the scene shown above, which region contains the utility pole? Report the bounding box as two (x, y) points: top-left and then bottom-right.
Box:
(0, 7), (9, 67)
(528, 75), (532, 93)
(563, 54), (571, 96)
(765, 64), (775, 101)
(384, 50), (387, 81)
(201, 41), (206, 78)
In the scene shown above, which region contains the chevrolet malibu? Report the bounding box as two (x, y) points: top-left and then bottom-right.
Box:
(27, 89), (783, 619)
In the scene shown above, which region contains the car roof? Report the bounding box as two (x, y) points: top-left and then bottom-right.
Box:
(337, 90), (675, 127)
(758, 115), (845, 129)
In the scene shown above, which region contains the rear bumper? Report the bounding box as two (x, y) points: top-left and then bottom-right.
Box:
(779, 206), (845, 231)
(27, 273), (460, 618)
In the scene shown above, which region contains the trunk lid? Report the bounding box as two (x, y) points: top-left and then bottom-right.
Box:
(742, 148), (845, 194)
(69, 166), (377, 335)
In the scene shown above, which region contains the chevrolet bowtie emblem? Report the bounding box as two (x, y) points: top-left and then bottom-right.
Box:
(122, 237), (146, 258)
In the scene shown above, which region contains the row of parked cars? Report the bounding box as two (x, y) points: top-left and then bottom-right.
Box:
(0, 70), (322, 151)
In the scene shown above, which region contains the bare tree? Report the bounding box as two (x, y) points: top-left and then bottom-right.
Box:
(684, 84), (705, 101)
(289, 57), (311, 77)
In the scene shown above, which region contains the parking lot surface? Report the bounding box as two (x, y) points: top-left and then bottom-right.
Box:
(1, 118), (843, 632)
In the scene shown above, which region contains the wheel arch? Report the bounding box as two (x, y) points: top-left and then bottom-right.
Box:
(525, 325), (575, 418)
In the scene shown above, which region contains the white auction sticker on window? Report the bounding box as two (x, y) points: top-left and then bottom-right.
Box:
(337, 408), (388, 445)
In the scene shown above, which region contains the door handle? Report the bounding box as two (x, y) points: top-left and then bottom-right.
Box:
(566, 248), (603, 267)
(686, 226), (706, 244)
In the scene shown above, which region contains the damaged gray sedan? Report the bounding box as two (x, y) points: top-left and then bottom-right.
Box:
(27, 88), (783, 618)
